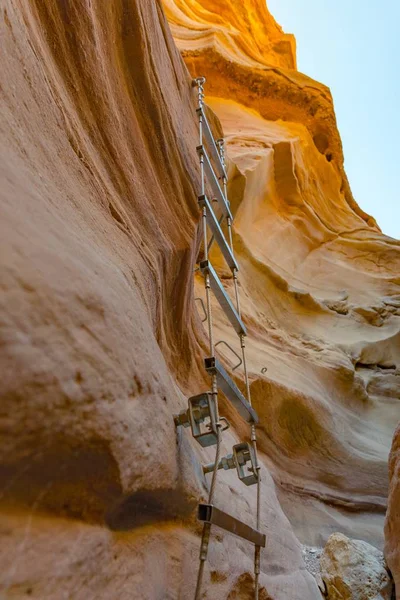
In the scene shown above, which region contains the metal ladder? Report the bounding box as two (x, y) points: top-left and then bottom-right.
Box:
(174, 77), (265, 600)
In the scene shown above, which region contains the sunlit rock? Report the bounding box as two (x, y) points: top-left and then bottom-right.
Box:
(320, 532), (392, 600)
(0, 0), (399, 598)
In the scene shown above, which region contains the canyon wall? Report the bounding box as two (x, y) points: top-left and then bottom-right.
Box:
(0, 0), (399, 598)
(163, 0), (400, 549)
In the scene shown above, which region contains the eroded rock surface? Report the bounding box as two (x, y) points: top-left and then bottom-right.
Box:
(0, 0), (399, 599)
(164, 0), (400, 548)
(0, 1), (317, 598)
(320, 533), (392, 600)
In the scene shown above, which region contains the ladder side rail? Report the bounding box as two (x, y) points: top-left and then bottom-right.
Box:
(200, 260), (246, 336)
(197, 144), (233, 220)
(196, 107), (227, 180)
(198, 194), (238, 271)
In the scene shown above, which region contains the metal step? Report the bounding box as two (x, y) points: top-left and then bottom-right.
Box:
(198, 504), (266, 547)
(205, 356), (258, 423)
(198, 195), (238, 272)
(196, 107), (227, 181)
(197, 145), (232, 220)
(200, 260), (246, 336)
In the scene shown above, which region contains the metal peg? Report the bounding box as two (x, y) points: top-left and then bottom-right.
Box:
(203, 452), (235, 475)
(233, 442), (258, 486)
(203, 442), (258, 486)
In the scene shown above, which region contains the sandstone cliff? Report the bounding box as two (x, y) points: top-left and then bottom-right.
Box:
(163, 0), (400, 546)
(0, 0), (399, 599)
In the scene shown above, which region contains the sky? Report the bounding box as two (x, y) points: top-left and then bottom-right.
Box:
(266, 0), (400, 240)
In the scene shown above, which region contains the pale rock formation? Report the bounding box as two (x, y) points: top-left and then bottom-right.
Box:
(163, 0), (379, 229)
(385, 424), (400, 597)
(164, 0), (400, 549)
(320, 532), (393, 600)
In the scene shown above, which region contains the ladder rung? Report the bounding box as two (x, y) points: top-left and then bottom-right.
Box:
(196, 107), (227, 181)
(198, 504), (266, 547)
(205, 356), (258, 423)
(197, 145), (233, 220)
(200, 260), (246, 336)
(198, 195), (238, 272)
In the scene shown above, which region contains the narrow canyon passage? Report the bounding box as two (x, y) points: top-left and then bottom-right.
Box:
(0, 1), (399, 599)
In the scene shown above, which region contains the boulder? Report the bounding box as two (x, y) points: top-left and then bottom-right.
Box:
(320, 532), (393, 600)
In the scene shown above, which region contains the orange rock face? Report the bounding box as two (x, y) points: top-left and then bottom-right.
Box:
(0, 0), (399, 599)
(164, 0), (380, 231)
(163, 0), (297, 69)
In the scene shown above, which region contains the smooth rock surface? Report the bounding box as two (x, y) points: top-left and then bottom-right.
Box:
(320, 533), (393, 600)
(164, 0), (400, 548)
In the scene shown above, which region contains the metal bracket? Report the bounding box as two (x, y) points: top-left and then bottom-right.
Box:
(173, 393), (218, 447)
(203, 442), (258, 486)
(215, 340), (242, 371)
(233, 442), (258, 486)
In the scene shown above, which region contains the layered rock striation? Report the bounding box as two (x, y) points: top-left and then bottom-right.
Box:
(0, 0), (399, 599)
(163, 0), (400, 551)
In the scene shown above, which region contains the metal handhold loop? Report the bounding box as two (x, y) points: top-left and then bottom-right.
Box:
(173, 393), (218, 448)
(215, 340), (243, 371)
(195, 297), (208, 323)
